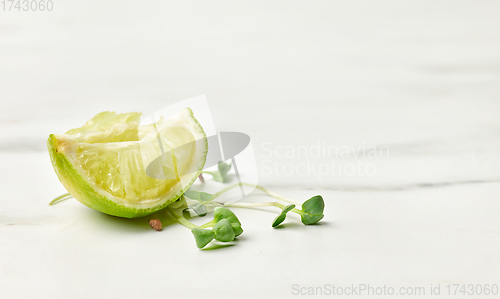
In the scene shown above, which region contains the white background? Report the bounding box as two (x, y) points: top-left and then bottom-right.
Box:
(1, 1), (500, 298)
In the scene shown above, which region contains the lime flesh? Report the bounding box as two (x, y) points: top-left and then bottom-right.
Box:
(48, 108), (207, 218)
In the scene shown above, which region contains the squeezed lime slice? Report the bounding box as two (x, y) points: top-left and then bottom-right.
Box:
(47, 108), (208, 218)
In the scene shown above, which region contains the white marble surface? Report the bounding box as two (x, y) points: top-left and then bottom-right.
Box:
(1, 1), (500, 298)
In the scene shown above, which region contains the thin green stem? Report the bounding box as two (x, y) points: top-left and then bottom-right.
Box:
(211, 183), (243, 200)
(49, 193), (72, 205)
(208, 201), (305, 218)
(210, 183), (302, 206)
(167, 207), (198, 230)
(206, 201), (304, 217)
(208, 201), (287, 209)
(199, 219), (217, 229)
(253, 185), (302, 206)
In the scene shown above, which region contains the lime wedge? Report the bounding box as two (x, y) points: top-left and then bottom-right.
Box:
(47, 108), (208, 218)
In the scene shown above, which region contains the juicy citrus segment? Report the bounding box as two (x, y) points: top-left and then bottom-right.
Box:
(48, 108), (208, 218)
(74, 141), (176, 202)
(65, 111), (141, 143)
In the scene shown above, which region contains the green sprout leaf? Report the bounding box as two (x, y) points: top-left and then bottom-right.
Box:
(184, 190), (214, 217)
(299, 195), (325, 225)
(184, 190), (214, 203)
(214, 161), (231, 182)
(202, 161), (232, 182)
(184, 190), (215, 217)
(213, 219), (236, 242)
(186, 202), (208, 217)
(214, 207), (243, 237)
(191, 228), (215, 249)
(272, 204), (296, 227)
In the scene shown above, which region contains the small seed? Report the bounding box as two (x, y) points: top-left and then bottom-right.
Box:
(149, 219), (162, 231)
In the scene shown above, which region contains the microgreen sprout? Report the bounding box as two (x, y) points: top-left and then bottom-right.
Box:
(213, 207), (243, 237)
(191, 228), (215, 249)
(184, 190), (214, 217)
(296, 195), (325, 225)
(184, 190), (214, 202)
(213, 219), (235, 242)
(201, 161), (232, 182)
(182, 182), (325, 230)
(166, 205), (243, 249)
(272, 204), (296, 227)
(187, 203), (208, 217)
